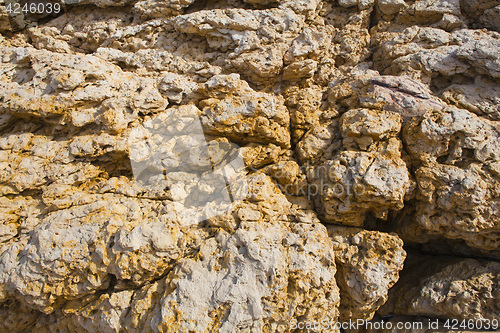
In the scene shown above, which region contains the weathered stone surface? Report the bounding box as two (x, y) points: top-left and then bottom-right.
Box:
(461, 0), (500, 31)
(0, 299), (42, 332)
(441, 77), (500, 120)
(310, 108), (412, 227)
(1, 0), (500, 329)
(377, 0), (407, 16)
(0, 194), (212, 313)
(478, 5), (500, 32)
(328, 226), (406, 321)
(2, 172), (342, 332)
(0, 2), (12, 33)
(399, 107), (500, 251)
(284, 84), (332, 145)
(200, 75), (291, 148)
(313, 148), (411, 226)
(133, 0), (196, 19)
(398, 0), (463, 29)
(173, 8), (304, 84)
(374, 27), (500, 82)
(327, 69), (443, 122)
(421, 238), (500, 260)
(0, 47), (168, 132)
(380, 255), (500, 321)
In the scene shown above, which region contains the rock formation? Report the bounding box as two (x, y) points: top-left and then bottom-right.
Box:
(0, 0), (498, 331)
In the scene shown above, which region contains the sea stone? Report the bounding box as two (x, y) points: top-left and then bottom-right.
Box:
(328, 226), (406, 321)
(380, 255), (500, 321)
(0, 0), (499, 330)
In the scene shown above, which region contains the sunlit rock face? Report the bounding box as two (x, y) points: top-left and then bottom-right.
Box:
(0, 0), (499, 331)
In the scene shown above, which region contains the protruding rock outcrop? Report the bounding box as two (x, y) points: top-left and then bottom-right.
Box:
(0, 0), (499, 330)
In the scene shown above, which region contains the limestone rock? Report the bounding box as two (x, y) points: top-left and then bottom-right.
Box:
(284, 26), (334, 65)
(173, 8), (304, 84)
(0, 47), (168, 132)
(284, 84), (332, 144)
(282, 59), (318, 81)
(120, 221), (339, 333)
(327, 69), (443, 121)
(12, 174), (342, 332)
(397, 0), (463, 29)
(441, 77), (500, 120)
(377, 0), (407, 16)
(328, 226), (406, 321)
(0, 2), (12, 33)
(296, 119), (342, 164)
(0, 300), (42, 332)
(374, 27), (500, 82)
(380, 255), (500, 321)
(461, 0), (500, 31)
(310, 109), (412, 227)
(241, 142), (284, 169)
(133, 0), (196, 19)
(400, 107), (500, 251)
(338, 0), (375, 10)
(314, 149), (411, 226)
(197, 75), (291, 148)
(478, 5), (500, 32)
(35, 220), (340, 333)
(1, 0), (500, 329)
(0, 194), (213, 313)
(340, 109), (402, 150)
(200, 91), (291, 148)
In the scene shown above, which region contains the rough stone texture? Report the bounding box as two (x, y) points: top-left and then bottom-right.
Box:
(441, 77), (500, 120)
(380, 255), (500, 321)
(461, 0), (500, 32)
(308, 107), (413, 227)
(42, 220), (340, 333)
(173, 7), (305, 85)
(0, 172), (342, 331)
(1, 0), (500, 330)
(200, 74), (291, 148)
(328, 226), (406, 321)
(0, 47), (169, 132)
(399, 106), (500, 252)
(373, 27), (500, 82)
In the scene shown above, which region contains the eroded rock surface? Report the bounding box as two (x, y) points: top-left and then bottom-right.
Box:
(329, 226), (406, 321)
(0, 0), (499, 331)
(380, 255), (500, 321)
(398, 106), (500, 252)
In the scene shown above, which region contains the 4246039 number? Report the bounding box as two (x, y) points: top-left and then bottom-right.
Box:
(5, 2), (61, 15)
(444, 318), (499, 330)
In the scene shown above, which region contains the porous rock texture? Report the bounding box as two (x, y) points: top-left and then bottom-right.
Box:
(0, 0), (499, 331)
(379, 255), (500, 321)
